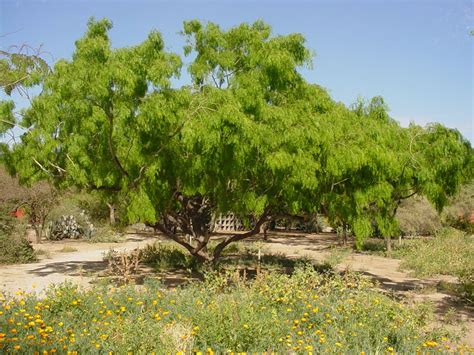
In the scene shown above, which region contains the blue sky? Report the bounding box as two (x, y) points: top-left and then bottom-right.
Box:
(1, 0), (473, 143)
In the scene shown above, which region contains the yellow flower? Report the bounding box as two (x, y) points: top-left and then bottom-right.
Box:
(243, 324), (249, 329)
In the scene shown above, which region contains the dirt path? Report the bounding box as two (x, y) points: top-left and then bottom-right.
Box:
(1, 232), (472, 345)
(0, 234), (160, 295)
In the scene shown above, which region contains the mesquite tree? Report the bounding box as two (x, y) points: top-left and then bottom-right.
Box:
(322, 98), (473, 252)
(2, 18), (472, 259)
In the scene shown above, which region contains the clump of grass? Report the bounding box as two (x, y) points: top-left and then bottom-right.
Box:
(0, 267), (469, 353)
(58, 246), (78, 253)
(385, 228), (473, 302)
(140, 242), (200, 272)
(323, 246), (351, 268)
(86, 226), (125, 243)
(35, 249), (51, 259)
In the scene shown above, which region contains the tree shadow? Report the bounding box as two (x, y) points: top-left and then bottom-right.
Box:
(28, 260), (108, 277)
(359, 271), (440, 293)
(360, 270), (474, 321)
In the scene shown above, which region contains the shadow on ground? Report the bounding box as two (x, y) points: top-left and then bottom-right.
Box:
(28, 261), (107, 277)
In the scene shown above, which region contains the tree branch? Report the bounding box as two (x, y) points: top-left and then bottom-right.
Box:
(212, 207), (272, 261)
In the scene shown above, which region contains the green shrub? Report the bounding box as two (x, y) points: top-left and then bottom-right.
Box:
(0, 233), (36, 264)
(1, 267), (469, 353)
(140, 242), (200, 272)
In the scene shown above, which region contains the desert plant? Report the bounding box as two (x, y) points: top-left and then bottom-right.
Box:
(47, 214), (94, 240)
(396, 195), (441, 236)
(441, 181), (474, 233)
(0, 232), (36, 264)
(105, 248), (141, 284)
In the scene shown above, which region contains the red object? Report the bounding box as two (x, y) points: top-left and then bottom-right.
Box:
(10, 208), (25, 219)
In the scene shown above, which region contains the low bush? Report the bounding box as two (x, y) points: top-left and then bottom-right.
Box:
(0, 233), (36, 264)
(140, 240), (313, 274)
(1, 266), (470, 353)
(140, 242), (200, 272)
(395, 196), (441, 236)
(85, 226), (125, 243)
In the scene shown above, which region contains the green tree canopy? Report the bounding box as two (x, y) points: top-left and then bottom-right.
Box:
(2, 18), (472, 260)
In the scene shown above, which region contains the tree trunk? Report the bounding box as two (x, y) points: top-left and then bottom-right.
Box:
(384, 236), (392, 255)
(106, 203), (116, 226)
(33, 224), (42, 244)
(262, 221), (269, 241)
(212, 210), (271, 262)
(343, 223), (348, 246)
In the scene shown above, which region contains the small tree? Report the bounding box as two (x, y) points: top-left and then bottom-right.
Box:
(0, 166), (56, 242)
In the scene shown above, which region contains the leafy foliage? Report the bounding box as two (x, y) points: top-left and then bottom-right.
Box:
(0, 232), (36, 264)
(2, 18), (473, 258)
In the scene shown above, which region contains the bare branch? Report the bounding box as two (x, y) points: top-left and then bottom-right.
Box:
(32, 157), (52, 176)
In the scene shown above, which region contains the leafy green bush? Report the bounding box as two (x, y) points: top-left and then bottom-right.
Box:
(140, 242), (200, 272)
(140, 240), (314, 274)
(1, 267), (469, 353)
(0, 233), (36, 264)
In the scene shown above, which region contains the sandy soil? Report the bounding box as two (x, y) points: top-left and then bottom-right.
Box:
(0, 232), (472, 346)
(0, 234), (160, 294)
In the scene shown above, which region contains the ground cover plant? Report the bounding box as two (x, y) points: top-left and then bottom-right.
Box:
(1, 265), (471, 353)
